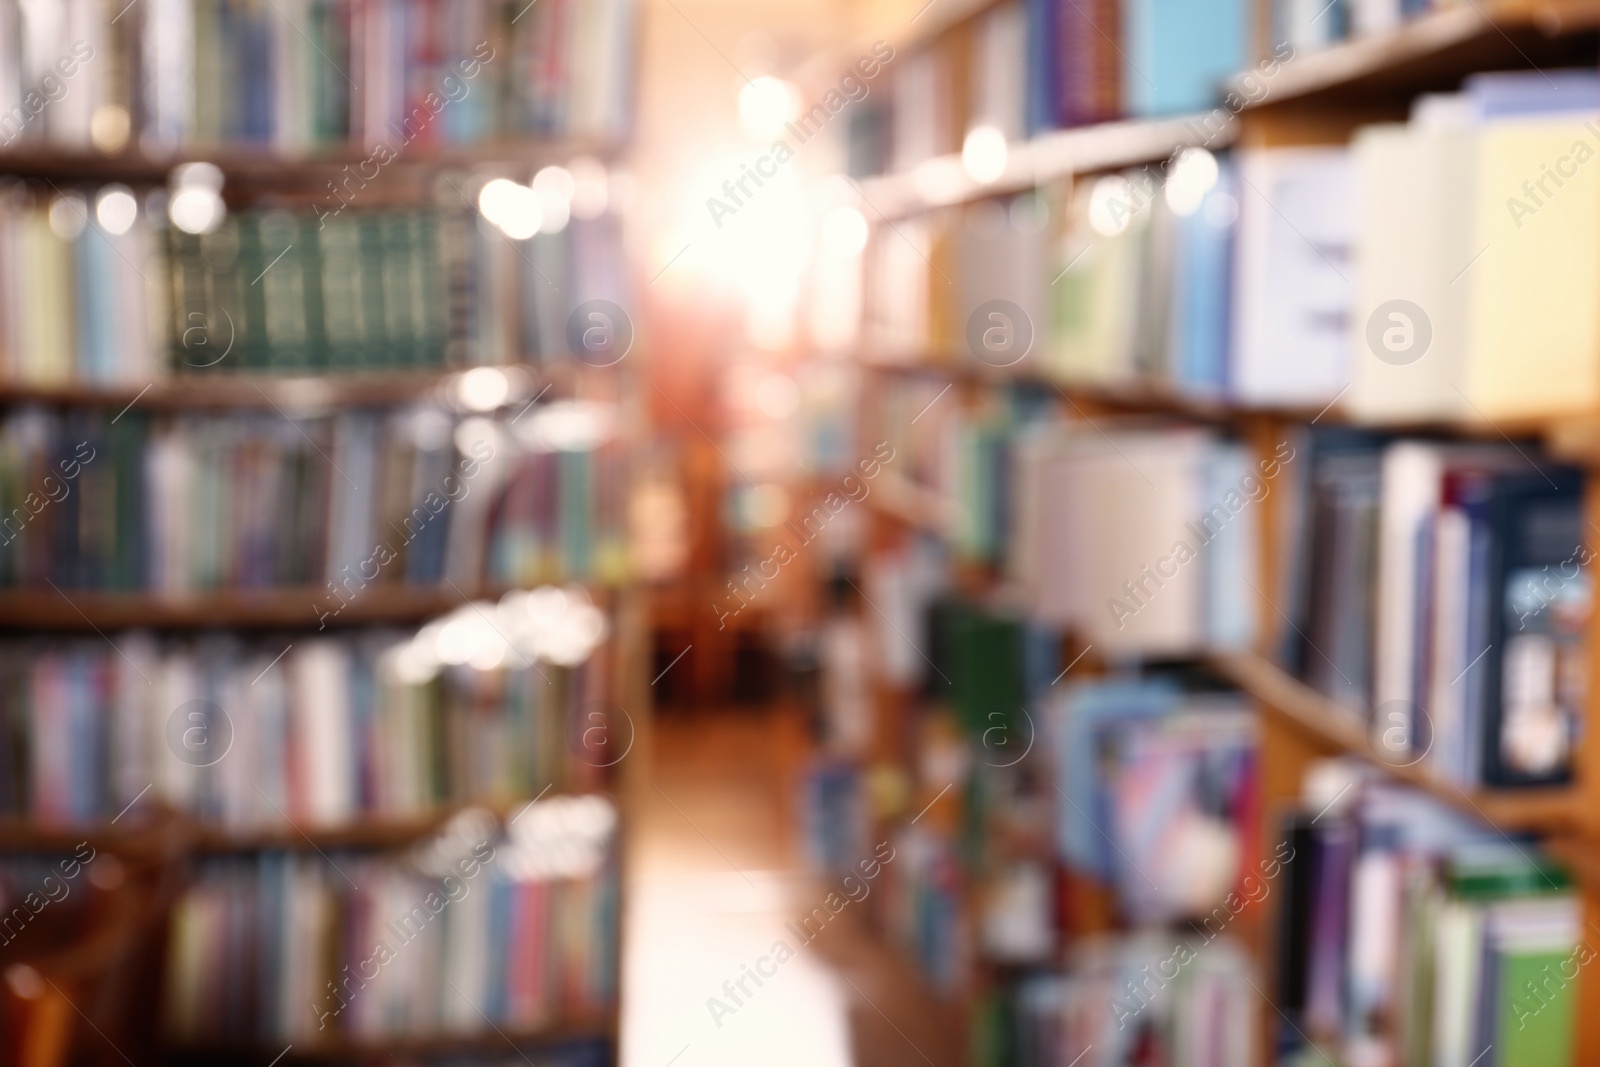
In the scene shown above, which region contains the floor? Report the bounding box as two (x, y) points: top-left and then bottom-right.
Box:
(620, 708), (964, 1067)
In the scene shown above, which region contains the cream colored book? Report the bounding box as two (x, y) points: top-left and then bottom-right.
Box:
(1463, 116), (1600, 418)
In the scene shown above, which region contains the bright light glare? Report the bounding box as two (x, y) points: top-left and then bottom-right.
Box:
(95, 186), (138, 236)
(569, 156), (609, 219)
(515, 400), (617, 452)
(1164, 148), (1220, 216)
(1087, 175), (1134, 237)
(169, 188), (222, 234)
(962, 125), (1008, 184)
(478, 178), (542, 240)
(820, 205), (868, 259)
(456, 367), (511, 411)
(453, 416), (501, 460)
(533, 166), (574, 234)
(739, 76), (798, 140)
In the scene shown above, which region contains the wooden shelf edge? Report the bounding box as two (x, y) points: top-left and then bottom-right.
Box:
(0, 792), (615, 855)
(0, 582), (622, 631)
(858, 358), (1600, 450)
(854, 112), (1235, 219)
(166, 1016), (617, 1063)
(1209, 650), (1580, 834)
(0, 140), (621, 185)
(0, 363), (608, 412)
(1234, 0), (1600, 108)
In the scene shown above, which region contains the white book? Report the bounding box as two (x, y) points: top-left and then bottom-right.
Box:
(1230, 147), (1356, 406)
(292, 640), (354, 825)
(1081, 427), (1214, 657)
(1348, 121), (1475, 423)
(1373, 442), (1443, 753)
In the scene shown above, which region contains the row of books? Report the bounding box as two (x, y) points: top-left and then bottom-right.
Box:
(164, 795), (619, 1043)
(855, 70), (1600, 423)
(0, 0), (633, 153)
(1273, 769), (1578, 1067)
(1051, 678), (1259, 926)
(862, 375), (1261, 656)
(866, 0), (1250, 173)
(0, 600), (613, 827)
(0, 183), (629, 383)
(1012, 933), (1258, 1067)
(0, 406), (630, 593)
(856, 0), (1476, 177)
(1281, 431), (1586, 788)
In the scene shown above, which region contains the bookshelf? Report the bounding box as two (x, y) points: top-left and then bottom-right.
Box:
(0, 4), (643, 1063)
(815, 0), (1600, 1062)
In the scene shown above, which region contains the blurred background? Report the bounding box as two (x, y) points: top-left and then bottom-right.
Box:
(1, 0), (1600, 1066)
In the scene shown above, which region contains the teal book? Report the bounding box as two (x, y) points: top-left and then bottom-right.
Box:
(1122, 0), (1247, 117)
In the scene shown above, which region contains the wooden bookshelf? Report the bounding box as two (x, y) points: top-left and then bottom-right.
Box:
(0, 583), (622, 631)
(1209, 650), (1580, 833)
(849, 0), (1600, 221)
(858, 357), (1592, 445)
(0, 140), (619, 185)
(1236, 0), (1600, 110)
(0, 793), (611, 856)
(167, 1017), (618, 1065)
(853, 112), (1237, 220)
(0, 370), (513, 412)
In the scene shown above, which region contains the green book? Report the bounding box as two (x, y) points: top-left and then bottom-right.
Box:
(1498, 946), (1575, 1067)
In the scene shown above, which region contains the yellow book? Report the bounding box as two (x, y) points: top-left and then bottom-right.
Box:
(1465, 118), (1600, 419)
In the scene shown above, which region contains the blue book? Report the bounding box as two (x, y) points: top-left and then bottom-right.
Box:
(75, 225), (118, 383)
(1464, 70), (1600, 120)
(1123, 0), (1248, 117)
(1169, 159), (1238, 395)
(1052, 678), (1180, 876)
(1023, 0), (1060, 134)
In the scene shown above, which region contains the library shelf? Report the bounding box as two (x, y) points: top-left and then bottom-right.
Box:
(1208, 650), (1580, 834)
(0, 583), (616, 632)
(0, 794), (610, 856)
(845, 0), (1600, 222)
(1235, 0), (1600, 111)
(0, 364), (600, 412)
(166, 1017), (618, 1064)
(852, 112), (1235, 220)
(859, 358), (1587, 447)
(0, 140), (620, 187)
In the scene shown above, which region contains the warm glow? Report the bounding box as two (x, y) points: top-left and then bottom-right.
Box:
(1088, 175), (1134, 237)
(962, 125), (1008, 184)
(533, 165), (575, 234)
(478, 177), (542, 240)
(738, 76), (798, 140)
(820, 206), (868, 258)
(95, 186), (138, 236)
(1165, 148), (1220, 216)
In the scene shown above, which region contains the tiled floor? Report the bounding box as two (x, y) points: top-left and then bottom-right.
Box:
(620, 708), (962, 1067)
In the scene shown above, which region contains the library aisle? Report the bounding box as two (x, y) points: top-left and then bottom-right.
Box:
(621, 709), (962, 1067)
(12, 0), (1600, 1064)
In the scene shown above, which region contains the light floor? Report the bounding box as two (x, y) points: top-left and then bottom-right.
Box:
(619, 708), (961, 1067)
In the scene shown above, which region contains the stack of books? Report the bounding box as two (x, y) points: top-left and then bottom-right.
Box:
(1274, 774), (1578, 1066)
(855, 70), (1600, 423)
(0, 186), (629, 384)
(0, 405), (630, 593)
(163, 794), (619, 1044)
(0, 594), (613, 829)
(0, 0), (634, 154)
(1279, 431), (1586, 787)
